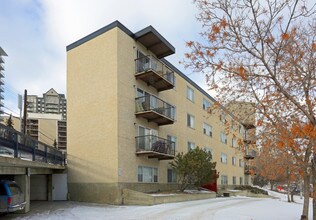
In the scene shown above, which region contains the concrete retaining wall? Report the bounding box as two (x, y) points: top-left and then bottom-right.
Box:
(122, 189), (217, 205)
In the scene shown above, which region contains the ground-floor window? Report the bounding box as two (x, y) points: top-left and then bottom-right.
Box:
(240, 177), (243, 185)
(221, 175), (228, 185)
(245, 177), (249, 185)
(232, 176), (236, 185)
(167, 169), (177, 183)
(138, 166), (158, 183)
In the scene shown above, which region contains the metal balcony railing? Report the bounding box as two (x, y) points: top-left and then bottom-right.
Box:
(135, 135), (175, 160)
(135, 55), (175, 91)
(244, 149), (256, 159)
(0, 123), (66, 166)
(135, 94), (175, 125)
(245, 165), (256, 175)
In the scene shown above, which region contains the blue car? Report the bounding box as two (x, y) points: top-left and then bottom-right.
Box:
(0, 180), (26, 213)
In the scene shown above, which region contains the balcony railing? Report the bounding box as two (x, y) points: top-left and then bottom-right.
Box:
(135, 55), (175, 92)
(0, 123), (66, 165)
(245, 165), (256, 175)
(135, 135), (175, 160)
(135, 95), (175, 126)
(244, 149), (256, 160)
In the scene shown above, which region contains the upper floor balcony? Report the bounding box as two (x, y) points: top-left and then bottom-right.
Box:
(135, 55), (175, 92)
(245, 165), (256, 175)
(135, 135), (175, 160)
(244, 149), (257, 160)
(135, 94), (175, 126)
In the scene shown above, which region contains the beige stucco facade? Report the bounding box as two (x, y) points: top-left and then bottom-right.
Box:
(67, 21), (254, 204)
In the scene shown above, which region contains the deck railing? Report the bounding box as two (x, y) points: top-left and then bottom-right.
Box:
(0, 123), (66, 166)
(135, 135), (175, 156)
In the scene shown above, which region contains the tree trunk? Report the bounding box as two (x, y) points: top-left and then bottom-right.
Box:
(312, 158), (316, 220)
(302, 172), (310, 219)
(287, 167), (291, 202)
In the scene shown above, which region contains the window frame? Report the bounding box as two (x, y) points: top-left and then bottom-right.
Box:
(221, 153), (228, 164)
(203, 123), (212, 137)
(187, 114), (195, 129)
(220, 132), (227, 144)
(202, 98), (211, 111)
(186, 86), (195, 102)
(138, 166), (158, 183)
(187, 141), (196, 151)
(232, 156), (236, 166)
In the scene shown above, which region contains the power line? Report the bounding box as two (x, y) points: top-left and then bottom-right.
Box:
(2, 106), (19, 115)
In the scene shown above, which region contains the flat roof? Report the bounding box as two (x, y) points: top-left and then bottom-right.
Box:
(67, 21), (175, 58)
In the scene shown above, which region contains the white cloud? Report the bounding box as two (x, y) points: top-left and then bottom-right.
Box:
(1, 0), (208, 115)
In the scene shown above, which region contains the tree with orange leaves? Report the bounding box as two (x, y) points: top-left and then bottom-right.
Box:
(184, 0), (316, 219)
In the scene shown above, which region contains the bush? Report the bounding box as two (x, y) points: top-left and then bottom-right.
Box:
(234, 185), (268, 195)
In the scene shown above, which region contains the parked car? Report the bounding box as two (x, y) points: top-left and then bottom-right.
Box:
(0, 180), (26, 213)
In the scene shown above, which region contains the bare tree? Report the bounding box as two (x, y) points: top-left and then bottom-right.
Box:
(184, 0), (316, 218)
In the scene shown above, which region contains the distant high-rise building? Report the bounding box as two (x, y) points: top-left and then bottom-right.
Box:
(0, 47), (8, 119)
(27, 88), (67, 120)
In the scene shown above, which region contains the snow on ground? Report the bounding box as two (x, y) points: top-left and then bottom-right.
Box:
(9, 190), (313, 220)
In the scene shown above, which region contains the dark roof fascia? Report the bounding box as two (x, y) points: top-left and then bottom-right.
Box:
(66, 20), (134, 51)
(0, 47), (8, 56)
(161, 58), (246, 125)
(134, 26), (175, 55)
(161, 58), (216, 103)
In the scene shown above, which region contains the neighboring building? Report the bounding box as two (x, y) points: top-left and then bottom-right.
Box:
(3, 113), (67, 151)
(67, 21), (252, 204)
(0, 47), (8, 120)
(27, 88), (67, 120)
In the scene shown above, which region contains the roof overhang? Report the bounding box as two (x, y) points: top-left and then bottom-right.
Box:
(0, 47), (7, 56)
(134, 26), (175, 59)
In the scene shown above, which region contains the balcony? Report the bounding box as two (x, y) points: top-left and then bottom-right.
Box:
(243, 137), (256, 145)
(245, 165), (256, 175)
(135, 95), (175, 126)
(244, 149), (256, 160)
(135, 55), (174, 92)
(135, 135), (175, 160)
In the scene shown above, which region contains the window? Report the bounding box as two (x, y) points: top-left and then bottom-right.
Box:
(203, 98), (211, 111)
(220, 111), (226, 123)
(204, 147), (213, 160)
(239, 125), (243, 134)
(186, 86), (194, 102)
(233, 176), (237, 185)
(232, 156), (236, 166)
(188, 141), (196, 151)
(221, 175), (228, 185)
(220, 132), (227, 144)
(239, 159), (244, 167)
(187, 114), (195, 128)
(138, 166), (158, 183)
(221, 153), (227, 164)
(167, 135), (177, 153)
(240, 177), (243, 185)
(232, 138), (236, 148)
(203, 123), (212, 137)
(231, 120), (236, 130)
(167, 169), (177, 183)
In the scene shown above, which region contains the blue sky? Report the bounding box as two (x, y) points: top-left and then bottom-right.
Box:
(0, 0), (208, 116)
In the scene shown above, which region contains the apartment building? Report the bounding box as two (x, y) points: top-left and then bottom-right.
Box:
(0, 47), (8, 120)
(27, 88), (67, 120)
(67, 21), (254, 204)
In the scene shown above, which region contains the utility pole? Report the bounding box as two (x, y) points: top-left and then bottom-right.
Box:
(22, 89), (27, 134)
(18, 94), (22, 132)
